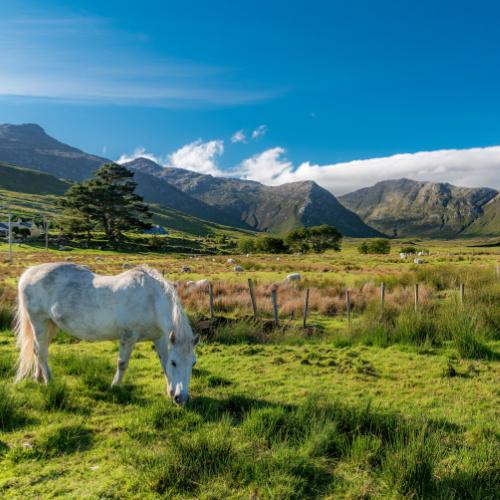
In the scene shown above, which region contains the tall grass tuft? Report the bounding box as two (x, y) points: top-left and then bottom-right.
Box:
(0, 383), (26, 431)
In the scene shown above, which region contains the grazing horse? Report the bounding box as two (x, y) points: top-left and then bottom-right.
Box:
(15, 263), (198, 405)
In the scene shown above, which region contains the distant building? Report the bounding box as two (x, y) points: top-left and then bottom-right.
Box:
(0, 219), (41, 238)
(144, 225), (168, 235)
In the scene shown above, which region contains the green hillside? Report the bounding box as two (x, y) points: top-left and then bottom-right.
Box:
(0, 162), (253, 240)
(0, 161), (70, 195)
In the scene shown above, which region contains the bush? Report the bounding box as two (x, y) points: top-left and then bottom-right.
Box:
(237, 238), (256, 254)
(358, 238), (391, 254)
(255, 236), (289, 254)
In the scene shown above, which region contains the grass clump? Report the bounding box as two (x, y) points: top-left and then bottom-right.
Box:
(0, 382), (26, 431)
(40, 380), (71, 411)
(211, 320), (263, 344)
(137, 422), (234, 495)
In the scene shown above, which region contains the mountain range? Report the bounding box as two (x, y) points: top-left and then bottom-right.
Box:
(0, 123), (498, 238)
(339, 178), (498, 237)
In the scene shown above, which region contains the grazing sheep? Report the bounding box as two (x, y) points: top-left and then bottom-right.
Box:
(413, 258), (424, 264)
(186, 279), (209, 288)
(286, 273), (301, 282)
(400, 252), (408, 260)
(227, 258), (236, 264)
(234, 265), (244, 272)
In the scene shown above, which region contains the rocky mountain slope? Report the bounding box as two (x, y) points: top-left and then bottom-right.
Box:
(462, 194), (500, 236)
(0, 124), (106, 181)
(124, 159), (382, 236)
(338, 178), (498, 237)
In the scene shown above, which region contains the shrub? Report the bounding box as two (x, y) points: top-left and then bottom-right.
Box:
(358, 238), (391, 254)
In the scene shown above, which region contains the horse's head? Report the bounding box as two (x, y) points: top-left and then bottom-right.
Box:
(166, 330), (199, 405)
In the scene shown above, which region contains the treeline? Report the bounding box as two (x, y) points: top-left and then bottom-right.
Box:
(237, 225), (342, 254)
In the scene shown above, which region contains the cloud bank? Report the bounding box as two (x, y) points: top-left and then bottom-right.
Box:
(237, 146), (500, 194)
(119, 142), (500, 194)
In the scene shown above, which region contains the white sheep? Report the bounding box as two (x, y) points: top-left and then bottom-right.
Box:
(227, 258), (236, 264)
(413, 258), (424, 264)
(286, 273), (301, 282)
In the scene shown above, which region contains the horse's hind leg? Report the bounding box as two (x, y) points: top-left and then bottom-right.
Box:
(32, 317), (55, 384)
(111, 334), (136, 387)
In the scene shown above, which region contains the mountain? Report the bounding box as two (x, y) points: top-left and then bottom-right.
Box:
(338, 178), (498, 237)
(0, 123), (107, 181)
(124, 159), (382, 237)
(0, 125), (248, 229)
(462, 194), (500, 236)
(0, 161), (70, 195)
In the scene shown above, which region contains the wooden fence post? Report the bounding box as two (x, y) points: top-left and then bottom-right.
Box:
(459, 283), (464, 303)
(271, 288), (279, 327)
(8, 212), (12, 263)
(44, 218), (49, 250)
(247, 278), (257, 320)
(345, 290), (351, 327)
(208, 282), (215, 323)
(414, 283), (419, 311)
(380, 282), (385, 308)
(303, 288), (310, 328)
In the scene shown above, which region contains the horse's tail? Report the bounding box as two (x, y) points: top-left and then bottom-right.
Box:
(14, 284), (37, 383)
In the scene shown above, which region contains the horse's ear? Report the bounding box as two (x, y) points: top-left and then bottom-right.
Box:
(169, 330), (176, 344)
(193, 334), (200, 346)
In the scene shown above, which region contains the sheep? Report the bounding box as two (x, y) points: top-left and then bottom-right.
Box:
(286, 273), (301, 282)
(413, 258), (424, 264)
(187, 279), (210, 288)
(234, 265), (244, 272)
(227, 258), (236, 264)
(400, 252), (408, 260)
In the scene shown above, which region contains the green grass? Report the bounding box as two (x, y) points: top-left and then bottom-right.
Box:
(0, 330), (499, 498)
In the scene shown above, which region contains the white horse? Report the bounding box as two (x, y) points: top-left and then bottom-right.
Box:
(15, 263), (198, 405)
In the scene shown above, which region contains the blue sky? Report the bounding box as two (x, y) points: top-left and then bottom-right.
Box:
(1, 0), (500, 192)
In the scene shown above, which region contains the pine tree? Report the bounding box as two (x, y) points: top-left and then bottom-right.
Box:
(58, 163), (152, 246)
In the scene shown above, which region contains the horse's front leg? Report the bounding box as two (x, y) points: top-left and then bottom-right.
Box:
(111, 333), (136, 386)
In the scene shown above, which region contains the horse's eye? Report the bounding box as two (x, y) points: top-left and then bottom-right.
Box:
(171, 361), (177, 367)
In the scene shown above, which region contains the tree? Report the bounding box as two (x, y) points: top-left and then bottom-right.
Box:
(358, 238), (391, 254)
(58, 163), (152, 246)
(237, 238), (256, 254)
(57, 183), (96, 241)
(255, 235), (288, 254)
(286, 225), (342, 253)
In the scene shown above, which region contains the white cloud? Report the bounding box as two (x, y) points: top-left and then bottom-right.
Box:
(238, 146), (500, 194)
(237, 147), (293, 184)
(231, 129), (247, 144)
(251, 124), (267, 140)
(116, 146), (165, 165)
(168, 139), (224, 176)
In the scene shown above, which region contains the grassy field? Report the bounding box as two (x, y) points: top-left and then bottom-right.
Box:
(0, 240), (499, 498)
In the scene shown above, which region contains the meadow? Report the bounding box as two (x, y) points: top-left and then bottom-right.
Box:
(0, 239), (499, 498)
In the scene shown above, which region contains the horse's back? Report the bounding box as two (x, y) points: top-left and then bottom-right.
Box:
(19, 263), (166, 341)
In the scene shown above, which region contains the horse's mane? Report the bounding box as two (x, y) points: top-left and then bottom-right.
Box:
(135, 265), (193, 342)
